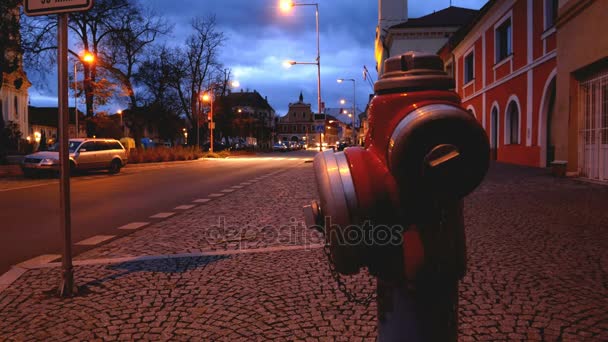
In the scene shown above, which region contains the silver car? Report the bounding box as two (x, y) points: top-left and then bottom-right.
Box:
(22, 138), (128, 177)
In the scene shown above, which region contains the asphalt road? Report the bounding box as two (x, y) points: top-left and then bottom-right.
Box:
(0, 151), (316, 274)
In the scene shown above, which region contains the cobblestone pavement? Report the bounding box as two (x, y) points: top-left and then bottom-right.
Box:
(0, 162), (607, 341)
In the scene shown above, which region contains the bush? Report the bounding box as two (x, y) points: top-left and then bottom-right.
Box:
(127, 146), (206, 164)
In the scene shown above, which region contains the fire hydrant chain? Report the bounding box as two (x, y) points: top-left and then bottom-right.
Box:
(323, 244), (376, 306)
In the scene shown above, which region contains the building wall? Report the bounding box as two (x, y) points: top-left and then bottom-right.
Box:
(389, 28), (457, 58)
(446, 0), (557, 167)
(554, 0), (608, 173)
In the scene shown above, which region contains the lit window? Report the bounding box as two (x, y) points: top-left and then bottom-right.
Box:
(495, 18), (512, 63)
(464, 51), (474, 84)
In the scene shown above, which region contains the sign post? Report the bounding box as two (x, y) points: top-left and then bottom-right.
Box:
(24, 0), (94, 298)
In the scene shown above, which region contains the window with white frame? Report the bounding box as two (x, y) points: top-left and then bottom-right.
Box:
(506, 101), (520, 144)
(545, 0), (558, 30)
(495, 18), (512, 63)
(464, 51), (475, 84)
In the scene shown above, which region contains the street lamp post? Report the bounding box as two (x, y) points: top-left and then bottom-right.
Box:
(201, 80), (240, 153)
(280, 0), (322, 151)
(338, 78), (356, 144)
(72, 51), (95, 138)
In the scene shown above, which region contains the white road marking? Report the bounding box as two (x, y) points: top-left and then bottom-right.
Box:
(208, 193), (224, 198)
(174, 205), (196, 210)
(0, 267), (28, 293)
(150, 212), (175, 219)
(0, 181), (57, 192)
(193, 198), (211, 203)
(240, 182), (252, 185)
(221, 189), (235, 193)
(16, 254), (61, 267)
(118, 222), (150, 230)
(76, 235), (115, 246)
(231, 185), (244, 189)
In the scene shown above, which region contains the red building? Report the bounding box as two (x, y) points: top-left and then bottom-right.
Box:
(439, 0), (558, 167)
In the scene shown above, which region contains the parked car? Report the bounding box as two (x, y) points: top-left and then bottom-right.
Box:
(337, 141), (350, 151)
(21, 138), (128, 177)
(272, 142), (288, 152)
(202, 142), (231, 152)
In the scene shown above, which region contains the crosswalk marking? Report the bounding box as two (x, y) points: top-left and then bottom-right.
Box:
(17, 254), (61, 267)
(118, 222), (149, 230)
(76, 235), (115, 246)
(174, 205), (196, 210)
(208, 193), (224, 198)
(149, 212), (175, 219)
(193, 198), (211, 203)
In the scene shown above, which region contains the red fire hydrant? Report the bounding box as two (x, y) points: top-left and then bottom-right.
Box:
(305, 51), (490, 341)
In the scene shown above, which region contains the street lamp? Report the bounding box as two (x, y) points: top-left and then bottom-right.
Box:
(116, 110), (123, 137)
(72, 51), (95, 138)
(201, 80), (240, 152)
(280, 0), (322, 151)
(337, 78), (356, 144)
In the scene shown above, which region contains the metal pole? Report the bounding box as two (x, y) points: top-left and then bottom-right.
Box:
(58, 13), (74, 298)
(315, 4), (322, 152)
(196, 100), (200, 148)
(352, 80), (356, 144)
(210, 91), (214, 153)
(73, 63), (78, 138)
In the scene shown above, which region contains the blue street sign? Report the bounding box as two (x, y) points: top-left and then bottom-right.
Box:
(315, 125), (325, 133)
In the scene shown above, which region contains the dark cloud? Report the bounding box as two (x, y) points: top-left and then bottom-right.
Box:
(30, 0), (487, 115)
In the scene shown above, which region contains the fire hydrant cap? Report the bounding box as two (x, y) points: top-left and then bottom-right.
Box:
(375, 51), (454, 94)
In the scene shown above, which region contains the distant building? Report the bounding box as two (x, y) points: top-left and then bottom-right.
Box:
(277, 92), (315, 145)
(28, 106), (86, 143)
(1, 5), (31, 137)
(277, 92), (339, 147)
(225, 90), (276, 148)
(375, 0), (477, 75)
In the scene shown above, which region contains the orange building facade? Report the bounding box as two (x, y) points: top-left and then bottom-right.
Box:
(439, 0), (558, 167)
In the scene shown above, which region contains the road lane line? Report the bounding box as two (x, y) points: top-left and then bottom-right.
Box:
(174, 205), (196, 210)
(193, 199), (211, 203)
(118, 222), (150, 230)
(16, 254), (61, 268)
(0, 181), (57, 192)
(221, 189), (235, 193)
(76, 235), (115, 246)
(231, 185), (244, 189)
(149, 212), (175, 219)
(208, 193), (224, 198)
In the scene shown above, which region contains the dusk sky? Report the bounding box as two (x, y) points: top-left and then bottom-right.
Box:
(28, 0), (488, 115)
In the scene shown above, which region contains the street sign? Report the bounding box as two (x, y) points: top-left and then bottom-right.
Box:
(315, 125), (325, 133)
(24, 0), (93, 16)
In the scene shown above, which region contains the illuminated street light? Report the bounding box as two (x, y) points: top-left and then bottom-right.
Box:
(279, 0), (322, 151)
(72, 51), (96, 138)
(82, 52), (95, 63)
(337, 78), (356, 144)
(340, 99), (346, 105)
(200, 80), (240, 152)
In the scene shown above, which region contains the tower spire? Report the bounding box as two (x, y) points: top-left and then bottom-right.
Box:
(299, 91), (304, 103)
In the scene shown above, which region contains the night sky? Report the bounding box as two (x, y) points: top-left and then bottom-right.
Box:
(28, 0), (487, 115)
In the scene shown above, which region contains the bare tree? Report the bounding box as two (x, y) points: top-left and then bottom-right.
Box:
(102, 6), (171, 109)
(170, 16), (226, 127)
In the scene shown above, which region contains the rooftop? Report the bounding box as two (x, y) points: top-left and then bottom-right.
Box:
(391, 6), (479, 29)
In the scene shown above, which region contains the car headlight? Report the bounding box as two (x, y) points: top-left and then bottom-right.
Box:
(40, 158), (57, 165)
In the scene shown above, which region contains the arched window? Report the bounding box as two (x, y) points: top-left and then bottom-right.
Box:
(506, 100), (520, 144)
(14, 96), (19, 120)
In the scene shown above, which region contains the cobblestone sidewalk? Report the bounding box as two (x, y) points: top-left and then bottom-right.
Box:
(0, 162), (607, 341)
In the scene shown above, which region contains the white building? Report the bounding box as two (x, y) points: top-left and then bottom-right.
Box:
(1, 6), (31, 138)
(375, 0), (478, 75)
